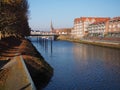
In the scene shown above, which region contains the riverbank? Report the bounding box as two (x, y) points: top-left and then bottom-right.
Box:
(57, 35), (120, 49)
(19, 39), (53, 89)
(0, 37), (53, 89)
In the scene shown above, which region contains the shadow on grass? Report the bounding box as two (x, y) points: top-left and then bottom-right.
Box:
(0, 49), (21, 57)
(0, 60), (10, 69)
(25, 60), (53, 90)
(0, 37), (22, 57)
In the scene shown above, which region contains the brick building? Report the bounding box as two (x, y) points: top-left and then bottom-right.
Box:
(88, 18), (110, 37)
(108, 17), (120, 37)
(72, 17), (110, 39)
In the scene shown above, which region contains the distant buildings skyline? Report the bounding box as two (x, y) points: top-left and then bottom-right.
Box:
(28, 0), (120, 30)
(30, 16), (120, 40)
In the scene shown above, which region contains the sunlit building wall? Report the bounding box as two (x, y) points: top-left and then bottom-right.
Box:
(72, 17), (110, 39)
(88, 18), (110, 37)
(108, 17), (120, 37)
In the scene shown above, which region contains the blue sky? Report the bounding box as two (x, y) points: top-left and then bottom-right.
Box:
(28, 0), (120, 31)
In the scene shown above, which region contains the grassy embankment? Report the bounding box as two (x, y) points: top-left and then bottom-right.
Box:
(0, 37), (53, 89)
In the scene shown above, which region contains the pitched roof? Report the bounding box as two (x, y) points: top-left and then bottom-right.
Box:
(91, 19), (110, 25)
(109, 16), (120, 22)
(74, 17), (110, 23)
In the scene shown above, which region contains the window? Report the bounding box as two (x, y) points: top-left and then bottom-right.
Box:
(109, 25), (112, 28)
(113, 25), (116, 28)
(118, 24), (120, 28)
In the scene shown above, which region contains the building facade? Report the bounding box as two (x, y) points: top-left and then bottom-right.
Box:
(72, 17), (110, 39)
(88, 19), (110, 37)
(108, 17), (120, 37)
(87, 17), (120, 38)
(54, 28), (72, 35)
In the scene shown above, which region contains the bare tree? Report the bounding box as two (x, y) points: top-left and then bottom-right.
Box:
(0, 0), (30, 39)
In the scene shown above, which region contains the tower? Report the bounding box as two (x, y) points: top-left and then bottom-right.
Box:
(50, 21), (54, 33)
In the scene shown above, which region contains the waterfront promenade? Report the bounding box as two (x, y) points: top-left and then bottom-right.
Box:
(80, 38), (120, 49)
(57, 35), (120, 49)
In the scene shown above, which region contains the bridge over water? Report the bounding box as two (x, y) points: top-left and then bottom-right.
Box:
(30, 32), (58, 36)
(30, 33), (59, 40)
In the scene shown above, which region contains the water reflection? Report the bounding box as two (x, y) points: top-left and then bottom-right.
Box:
(73, 44), (120, 68)
(31, 38), (120, 90)
(72, 44), (120, 90)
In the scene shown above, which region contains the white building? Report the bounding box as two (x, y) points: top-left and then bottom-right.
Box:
(108, 17), (120, 37)
(72, 17), (110, 39)
(88, 20), (109, 37)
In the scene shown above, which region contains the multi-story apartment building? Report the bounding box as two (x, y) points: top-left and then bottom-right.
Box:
(108, 17), (120, 37)
(72, 17), (110, 39)
(87, 17), (120, 38)
(88, 19), (110, 37)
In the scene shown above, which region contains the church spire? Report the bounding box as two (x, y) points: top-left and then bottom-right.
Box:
(50, 20), (54, 32)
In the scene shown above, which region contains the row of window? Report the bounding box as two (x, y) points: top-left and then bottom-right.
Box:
(109, 24), (120, 28)
(88, 26), (105, 30)
(72, 19), (120, 36)
(109, 28), (120, 31)
(89, 29), (105, 32)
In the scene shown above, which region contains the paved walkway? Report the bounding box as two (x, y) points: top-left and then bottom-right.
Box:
(82, 39), (120, 45)
(0, 41), (36, 90)
(0, 56), (36, 90)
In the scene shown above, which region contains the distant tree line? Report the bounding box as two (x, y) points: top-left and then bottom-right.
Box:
(0, 0), (30, 39)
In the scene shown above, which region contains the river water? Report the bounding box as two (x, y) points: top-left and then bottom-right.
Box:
(31, 37), (120, 90)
